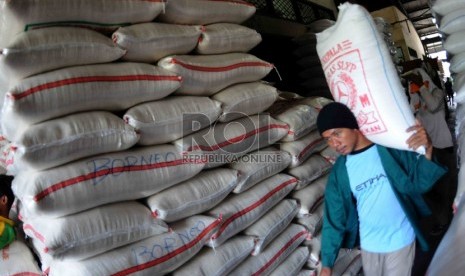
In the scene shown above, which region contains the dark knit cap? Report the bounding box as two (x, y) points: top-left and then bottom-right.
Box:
(316, 102), (359, 134)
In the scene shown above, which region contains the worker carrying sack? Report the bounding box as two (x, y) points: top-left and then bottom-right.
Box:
(316, 3), (422, 153)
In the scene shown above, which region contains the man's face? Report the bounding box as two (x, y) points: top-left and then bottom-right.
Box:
(321, 128), (359, 155)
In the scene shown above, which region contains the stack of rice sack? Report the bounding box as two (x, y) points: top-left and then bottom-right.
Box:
(0, 0), (329, 275)
(292, 19), (335, 99)
(434, 0), (465, 210)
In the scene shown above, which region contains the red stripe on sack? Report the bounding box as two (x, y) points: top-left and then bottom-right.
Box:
(252, 230), (308, 276)
(11, 273), (43, 276)
(23, 224), (45, 243)
(213, 178), (297, 239)
(297, 137), (325, 160)
(11, 75), (182, 100)
(171, 59), (273, 72)
(207, 0), (255, 7)
(309, 196), (325, 214)
(33, 159), (188, 202)
(188, 124), (288, 152)
(111, 217), (221, 276)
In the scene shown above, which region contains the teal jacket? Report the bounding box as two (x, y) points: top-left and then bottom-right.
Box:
(321, 145), (447, 268)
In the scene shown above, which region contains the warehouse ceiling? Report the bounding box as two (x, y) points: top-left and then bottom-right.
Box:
(340, 0), (443, 54)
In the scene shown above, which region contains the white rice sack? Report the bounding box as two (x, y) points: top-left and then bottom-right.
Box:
(146, 168), (238, 222)
(291, 174), (328, 218)
(269, 247), (310, 276)
(173, 236), (255, 276)
(6, 111), (139, 172)
(174, 114), (288, 169)
(444, 31), (465, 55)
(196, 23), (262, 55)
(244, 199), (299, 256)
(0, 240), (42, 276)
(319, 146), (339, 164)
(308, 19), (335, 33)
(432, 0), (465, 15)
(112, 23), (202, 63)
(450, 52), (465, 74)
(0, 27), (126, 82)
(207, 174), (297, 247)
(440, 8), (465, 34)
(12, 144), (205, 218)
(298, 96), (333, 111)
(288, 154), (332, 190)
(297, 269), (317, 276)
(454, 72), (465, 91)
(0, 0), (165, 48)
(212, 82), (278, 123)
(230, 224), (309, 276)
(427, 196), (465, 275)
(306, 232), (321, 268)
(280, 130), (327, 168)
(124, 96), (222, 146)
(332, 249), (363, 276)
(297, 202), (324, 238)
(1, 63), (181, 137)
(22, 201), (168, 261)
(316, 3), (420, 153)
(157, 0), (256, 25)
(229, 147), (292, 193)
(268, 100), (319, 142)
(48, 215), (221, 276)
(158, 53), (273, 96)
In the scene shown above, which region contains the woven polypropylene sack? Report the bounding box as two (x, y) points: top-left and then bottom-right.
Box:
(0, 27), (125, 82)
(229, 147), (292, 193)
(319, 146), (339, 164)
(207, 174), (297, 247)
(158, 53), (273, 96)
(157, 0), (256, 25)
(280, 130), (327, 168)
(267, 100), (319, 142)
(297, 202), (324, 238)
(12, 144), (205, 218)
(1, 62), (181, 139)
(230, 224), (309, 276)
(0, 0), (165, 48)
(196, 23), (262, 55)
(244, 199), (299, 256)
(48, 215), (221, 276)
(316, 3), (420, 153)
(291, 174), (328, 218)
(146, 168), (238, 222)
(432, 0), (465, 16)
(212, 82), (278, 123)
(288, 154), (332, 190)
(124, 96), (221, 145)
(269, 247), (310, 276)
(440, 8), (465, 34)
(112, 23), (202, 63)
(450, 52), (465, 74)
(174, 114), (289, 169)
(0, 240), (42, 276)
(173, 236), (255, 276)
(444, 31), (465, 55)
(22, 201), (168, 261)
(7, 111), (139, 172)
(332, 249), (363, 276)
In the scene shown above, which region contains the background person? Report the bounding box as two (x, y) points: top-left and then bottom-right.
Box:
(0, 175), (15, 249)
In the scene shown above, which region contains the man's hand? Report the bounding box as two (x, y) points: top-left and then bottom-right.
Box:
(406, 119), (433, 160)
(320, 267), (332, 276)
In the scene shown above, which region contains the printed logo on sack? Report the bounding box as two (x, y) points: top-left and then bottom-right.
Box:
(321, 40), (387, 135)
(180, 112), (284, 165)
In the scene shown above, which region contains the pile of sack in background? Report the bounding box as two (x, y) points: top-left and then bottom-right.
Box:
(425, 0), (465, 274)
(0, 0), (354, 275)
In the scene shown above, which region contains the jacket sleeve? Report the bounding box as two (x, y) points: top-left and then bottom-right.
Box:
(385, 147), (447, 195)
(0, 222), (16, 250)
(418, 86), (445, 113)
(321, 170), (346, 268)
